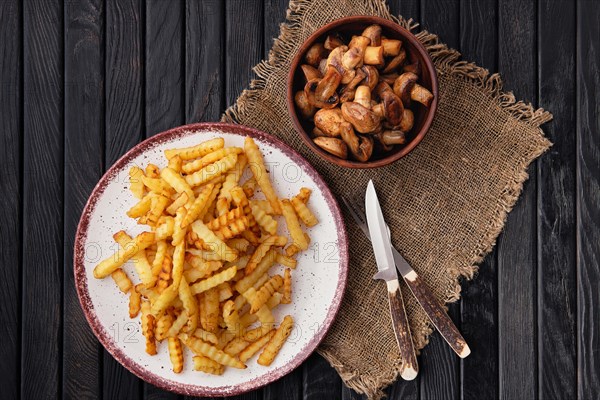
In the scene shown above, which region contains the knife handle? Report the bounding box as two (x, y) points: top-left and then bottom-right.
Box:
(403, 271), (471, 358)
(386, 279), (418, 380)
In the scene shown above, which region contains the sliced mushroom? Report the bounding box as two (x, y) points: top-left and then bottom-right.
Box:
(315, 66), (342, 102)
(360, 65), (379, 91)
(381, 38), (402, 56)
(341, 102), (382, 134)
(382, 48), (406, 74)
(399, 109), (414, 132)
(362, 24), (382, 46)
(371, 103), (385, 118)
(313, 137), (348, 159)
(381, 130), (406, 145)
(304, 78), (339, 109)
(313, 108), (344, 137)
(380, 72), (399, 85)
(374, 132), (394, 152)
(393, 72), (434, 107)
(324, 34), (345, 50)
(342, 36), (370, 70)
(339, 122), (374, 162)
(300, 64), (323, 82)
(339, 85), (356, 103)
(305, 43), (327, 67)
(403, 61), (420, 75)
(364, 46), (384, 66)
(294, 90), (316, 119)
(354, 85), (371, 108)
(375, 82), (404, 126)
(345, 68), (367, 90)
(326, 45), (355, 84)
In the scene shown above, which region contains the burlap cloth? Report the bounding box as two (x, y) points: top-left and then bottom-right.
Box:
(222, 0), (552, 397)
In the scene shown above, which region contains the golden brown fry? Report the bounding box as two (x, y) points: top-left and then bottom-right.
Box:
(235, 249), (277, 293)
(241, 176), (258, 198)
(182, 147), (244, 174)
(184, 153), (238, 187)
(181, 183), (214, 227)
(212, 216), (249, 241)
(192, 355), (224, 375)
(185, 254), (222, 278)
(179, 277), (199, 333)
(157, 254), (172, 293)
(257, 315), (294, 366)
(282, 268), (292, 304)
(225, 238), (250, 253)
(161, 167), (194, 199)
(206, 207), (244, 230)
(126, 193), (152, 218)
(296, 187), (312, 203)
(200, 287), (220, 332)
(94, 232), (155, 279)
(280, 199), (308, 250)
(193, 328), (219, 344)
(291, 196), (318, 227)
(145, 163), (160, 178)
(244, 137), (282, 214)
(250, 202), (278, 235)
(129, 166), (145, 199)
(155, 309), (175, 341)
(222, 300), (242, 336)
(141, 176), (173, 197)
(129, 287), (141, 318)
(190, 265), (237, 295)
(151, 242), (185, 316)
(151, 240), (167, 280)
(239, 330), (275, 363)
(246, 236), (287, 275)
(250, 275), (284, 313)
(167, 310), (189, 338)
(250, 199), (277, 215)
(146, 195), (170, 226)
(111, 269), (133, 293)
(217, 282), (233, 302)
(167, 154), (183, 172)
(141, 301), (158, 355)
(223, 337), (249, 356)
(172, 206), (187, 247)
(216, 154), (248, 215)
(165, 138), (225, 160)
(183, 336), (246, 369)
(155, 216), (175, 241)
(168, 337), (184, 373)
(277, 252), (298, 269)
(190, 220), (237, 262)
(284, 244), (300, 257)
(165, 192), (189, 215)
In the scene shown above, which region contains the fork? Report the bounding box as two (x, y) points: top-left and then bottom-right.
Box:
(342, 195), (471, 359)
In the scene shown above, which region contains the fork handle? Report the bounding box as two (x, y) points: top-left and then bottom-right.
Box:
(403, 271), (471, 358)
(386, 279), (418, 380)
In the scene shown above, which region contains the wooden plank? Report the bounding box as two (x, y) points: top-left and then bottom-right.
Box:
(458, 1), (499, 399)
(105, 0), (144, 397)
(63, 0), (104, 398)
(302, 354), (341, 399)
(342, 386), (366, 400)
(21, 0), (63, 398)
(185, 0), (224, 123)
(497, 0), (538, 398)
(418, 2), (461, 399)
(576, 1), (600, 398)
(538, 1), (578, 399)
(0, 0), (21, 398)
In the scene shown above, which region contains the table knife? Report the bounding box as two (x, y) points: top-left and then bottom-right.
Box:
(365, 180), (418, 380)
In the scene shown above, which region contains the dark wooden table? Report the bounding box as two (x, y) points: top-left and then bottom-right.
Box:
(1, 0), (598, 399)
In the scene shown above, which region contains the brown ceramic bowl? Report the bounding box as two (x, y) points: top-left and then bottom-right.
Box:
(287, 16), (438, 168)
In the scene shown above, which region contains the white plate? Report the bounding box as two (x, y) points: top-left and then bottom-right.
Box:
(74, 123), (348, 396)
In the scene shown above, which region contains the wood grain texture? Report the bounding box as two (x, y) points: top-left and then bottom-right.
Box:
(577, 1), (600, 398)
(63, 0), (104, 398)
(105, 0), (144, 398)
(0, 0), (21, 398)
(497, 0), (538, 398)
(185, 0), (224, 123)
(538, 1), (577, 399)
(302, 353), (341, 400)
(386, 281), (418, 379)
(22, 0), (63, 398)
(420, 0), (459, 49)
(458, 1), (499, 399)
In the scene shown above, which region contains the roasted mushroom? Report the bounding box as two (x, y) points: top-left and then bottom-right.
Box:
(381, 38), (402, 56)
(313, 137), (348, 159)
(324, 34), (345, 50)
(345, 68), (367, 90)
(315, 66), (342, 102)
(339, 85), (356, 102)
(403, 61), (420, 75)
(393, 72), (433, 107)
(304, 78), (339, 109)
(360, 65), (379, 91)
(364, 46), (384, 66)
(305, 43), (327, 67)
(342, 36), (370, 70)
(294, 91), (316, 119)
(380, 72), (399, 85)
(312, 127), (326, 137)
(327, 45), (355, 84)
(313, 108), (344, 137)
(382, 48), (406, 74)
(354, 85), (371, 108)
(399, 109), (414, 132)
(318, 58), (328, 76)
(374, 132), (394, 152)
(341, 102), (382, 133)
(381, 130), (406, 145)
(362, 24), (382, 46)
(339, 122), (374, 162)
(300, 64), (323, 81)
(374, 82), (404, 126)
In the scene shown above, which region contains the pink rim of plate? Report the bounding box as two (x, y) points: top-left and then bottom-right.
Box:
(73, 122), (349, 397)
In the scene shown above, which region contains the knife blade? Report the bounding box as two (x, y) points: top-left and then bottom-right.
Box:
(365, 180), (418, 380)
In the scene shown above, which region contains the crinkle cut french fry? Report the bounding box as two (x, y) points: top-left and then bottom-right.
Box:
(161, 167), (194, 198)
(257, 315), (294, 366)
(190, 220), (237, 262)
(250, 275), (284, 313)
(166, 192), (189, 215)
(250, 202), (278, 235)
(147, 194), (170, 226)
(235, 249), (277, 294)
(200, 287), (220, 332)
(129, 166), (145, 199)
(126, 193), (152, 218)
(151, 242), (185, 316)
(225, 238), (250, 253)
(296, 187), (312, 203)
(277, 252), (297, 269)
(179, 277), (198, 333)
(151, 240), (167, 280)
(280, 199), (308, 250)
(183, 336), (246, 369)
(190, 265), (237, 295)
(218, 282), (233, 302)
(206, 207), (244, 230)
(193, 328), (219, 344)
(167, 154), (183, 172)
(244, 137), (282, 214)
(239, 330), (275, 363)
(282, 268), (292, 304)
(181, 183), (214, 227)
(94, 232), (155, 279)
(285, 244), (300, 257)
(168, 337), (184, 373)
(155, 309), (175, 341)
(111, 268), (133, 293)
(157, 254), (172, 293)
(182, 147), (244, 175)
(184, 153), (238, 187)
(165, 137), (225, 160)
(192, 355), (224, 375)
(145, 163), (160, 178)
(142, 176), (173, 197)
(172, 206), (187, 247)
(245, 235), (287, 276)
(291, 196), (318, 227)
(222, 300), (241, 336)
(212, 216), (249, 241)
(185, 254), (222, 278)
(239, 292), (283, 329)
(129, 287), (141, 318)
(155, 216), (174, 241)
(216, 154), (248, 215)
(251, 199), (277, 215)
(241, 176), (257, 198)
(167, 310), (189, 338)
(141, 301), (158, 355)
(223, 337), (249, 356)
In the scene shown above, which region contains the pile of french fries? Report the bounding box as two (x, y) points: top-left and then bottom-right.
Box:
(93, 136), (319, 374)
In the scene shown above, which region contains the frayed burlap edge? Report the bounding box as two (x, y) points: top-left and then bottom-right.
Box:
(222, 0), (552, 397)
